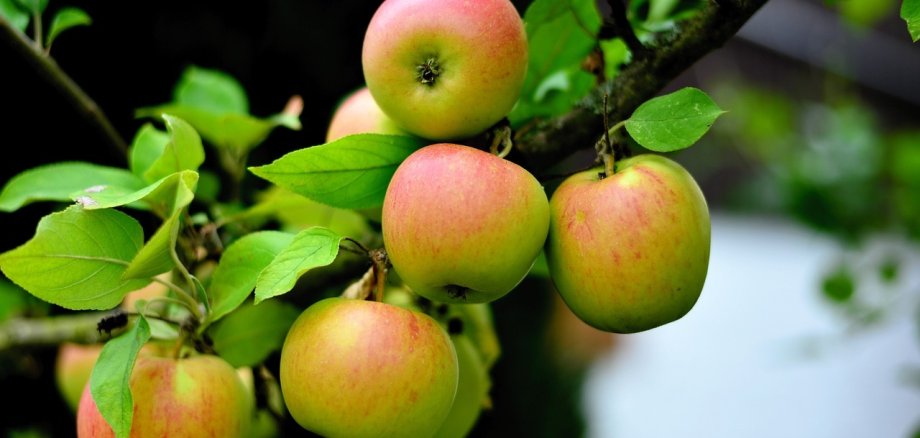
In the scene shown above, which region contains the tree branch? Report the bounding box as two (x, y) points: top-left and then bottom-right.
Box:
(600, 0), (650, 60)
(0, 312), (125, 350)
(0, 15), (128, 160)
(518, 0), (769, 170)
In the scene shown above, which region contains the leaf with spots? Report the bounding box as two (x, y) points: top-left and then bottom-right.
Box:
(625, 87), (726, 152)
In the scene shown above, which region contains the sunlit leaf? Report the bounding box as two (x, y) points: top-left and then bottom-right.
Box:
(0, 162), (145, 212)
(209, 300), (300, 368)
(904, 0), (920, 42)
(249, 134), (425, 210)
(254, 227), (342, 303)
(207, 231), (294, 324)
(625, 87), (725, 152)
(46, 7), (91, 49)
(0, 206), (149, 310)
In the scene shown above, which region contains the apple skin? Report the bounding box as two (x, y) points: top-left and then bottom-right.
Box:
(56, 343), (104, 411)
(545, 154), (711, 333)
(279, 297), (458, 438)
(434, 334), (489, 438)
(362, 0), (527, 140)
(325, 87), (405, 142)
(76, 355), (252, 437)
(382, 144), (550, 304)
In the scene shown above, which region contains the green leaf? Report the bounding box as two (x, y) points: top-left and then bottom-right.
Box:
(0, 206), (150, 310)
(73, 170), (198, 217)
(122, 214), (180, 280)
(249, 134), (425, 210)
(528, 251), (550, 279)
(905, 0), (920, 42)
(173, 65), (249, 115)
(0, 162), (146, 212)
(254, 227), (342, 303)
(0, 0), (30, 32)
(0, 279), (29, 322)
(12, 0), (46, 14)
(228, 187), (371, 238)
(137, 105), (300, 152)
(209, 300), (300, 368)
(822, 265), (855, 303)
(46, 7), (91, 48)
(521, 0), (600, 105)
(90, 316), (151, 438)
(207, 231), (294, 324)
(523, 0), (572, 27)
(143, 115), (205, 183)
(625, 87), (726, 152)
(128, 124), (170, 180)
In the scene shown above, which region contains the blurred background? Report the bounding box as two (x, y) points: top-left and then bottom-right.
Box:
(1, 0), (919, 436)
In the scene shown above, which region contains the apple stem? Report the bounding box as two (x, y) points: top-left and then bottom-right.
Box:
(370, 249), (389, 302)
(489, 125), (514, 158)
(598, 94), (620, 178)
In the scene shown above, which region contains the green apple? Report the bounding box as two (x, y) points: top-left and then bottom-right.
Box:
(279, 297), (458, 438)
(362, 0), (528, 140)
(325, 86), (405, 142)
(56, 343), (103, 411)
(76, 354), (252, 437)
(545, 154), (711, 333)
(435, 334), (490, 438)
(382, 143), (550, 303)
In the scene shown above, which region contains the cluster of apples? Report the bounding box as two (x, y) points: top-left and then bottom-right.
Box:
(280, 0), (711, 435)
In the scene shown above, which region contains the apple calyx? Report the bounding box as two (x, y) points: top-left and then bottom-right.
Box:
(446, 284), (471, 300)
(416, 57), (441, 86)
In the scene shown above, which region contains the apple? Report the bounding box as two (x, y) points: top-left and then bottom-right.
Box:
(382, 143), (550, 303)
(435, 334), (490, 438)
(279, 297), (458, 437)
(56, 343), (104, 411)
(77, 354), (252, 437)
(545, 154), (710, 333)
(326, 87), (405, 142)
(362, 0), (528, 140)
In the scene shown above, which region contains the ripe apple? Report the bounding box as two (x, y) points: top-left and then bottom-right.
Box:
(545, 154), (711, 333)
(362, 0), (528, 140)
(435, 334), (490, 438)
(77, 354), (252, 437)
(279, 297), (458, 437)
(56, 343), (104, 411)
(325, 87), (405, 142)
(382, 143), (550, 303)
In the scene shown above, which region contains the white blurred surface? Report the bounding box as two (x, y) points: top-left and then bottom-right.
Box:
(585, 214), (920, 438)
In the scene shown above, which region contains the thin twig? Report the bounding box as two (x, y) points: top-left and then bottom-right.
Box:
(0, 15), (128, 160)
(602, 0), (650, 59)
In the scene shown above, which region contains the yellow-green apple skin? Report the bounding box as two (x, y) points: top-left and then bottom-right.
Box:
(56, 343), (103, 411)
(545, 154), (711, 333)
(325, 86), (405, 142)
(435, 334), (490, 438)
(279, 297), (459, 438)
(362, 0), (528, 140)
(382, 144), (550, 303)
(76, 355), (252, 437)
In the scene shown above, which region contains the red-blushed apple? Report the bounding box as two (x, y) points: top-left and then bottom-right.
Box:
(279, 297), (458, 438)
(56, 343), (103, 411)
(325, 87), (405, 142)
(382, 144), (550, 303)
(76, 354), (252, 437)
(545, 154), (711, 333)
(362, 0), (528, 140)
